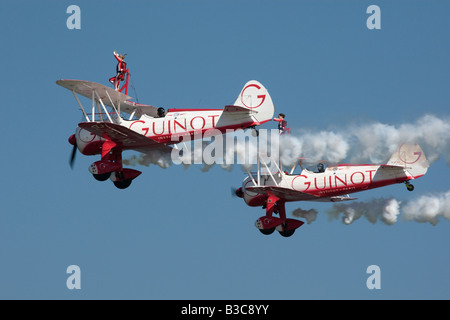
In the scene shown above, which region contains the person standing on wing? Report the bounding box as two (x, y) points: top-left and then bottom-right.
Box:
(274, 113), (288, 135)
(109, 50), (127, 90)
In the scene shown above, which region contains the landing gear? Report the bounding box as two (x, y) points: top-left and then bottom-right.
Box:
(250, 126), (259, 137)
(405, 181), (414, 192)
(89, 145), (141, 189)
(113, 179), (132, 189)
(259, 227), (275, 235)
(255, 192), (304, 237)
(93, 172), (111, 181)
(279, 228), (295, 238)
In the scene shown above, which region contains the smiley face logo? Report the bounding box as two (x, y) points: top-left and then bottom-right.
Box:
(240, 84), (266, 109)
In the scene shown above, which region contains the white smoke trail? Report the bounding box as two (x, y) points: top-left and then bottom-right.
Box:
(402, 191), (450, 225)
(327, 198), (401, 225)
(279, 114), (450, 166)
(123, 128), (279, 172)
(280, 131), (349, 165)
(123, 114), (450, 171)
(292, 208), (318, 224)
(325, 192), (450, 226)
(123, 149), (173, 169)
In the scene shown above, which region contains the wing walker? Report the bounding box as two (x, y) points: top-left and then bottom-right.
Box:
(58, 52), (429, 238)
(58, 51), (275, 189)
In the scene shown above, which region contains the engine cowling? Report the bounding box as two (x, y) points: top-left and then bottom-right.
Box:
(242, 177), (266, 207)
(69, 127), (104, 156)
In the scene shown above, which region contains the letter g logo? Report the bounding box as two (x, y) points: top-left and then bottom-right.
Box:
(241, 84), (266, 109)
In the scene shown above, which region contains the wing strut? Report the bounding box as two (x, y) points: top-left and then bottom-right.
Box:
(94, 90), (115, 123)
(72, 90), (90, 122)
(258, 155), (279, 187)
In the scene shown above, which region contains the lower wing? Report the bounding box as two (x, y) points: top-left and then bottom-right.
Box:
(246, 186), (357, 202)
(78, 122), (173, 153)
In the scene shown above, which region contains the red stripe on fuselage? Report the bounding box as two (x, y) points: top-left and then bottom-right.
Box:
(292, 176), (409, 200)
(149, 121), (260, 144)
(168, 108), (223, 112)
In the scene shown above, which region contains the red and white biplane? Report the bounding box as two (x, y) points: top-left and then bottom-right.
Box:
(57, 58), (274, 189)
(234, 144), (429, 237)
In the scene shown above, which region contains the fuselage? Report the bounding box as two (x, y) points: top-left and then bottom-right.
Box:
(284, 165), (410, 197)
(242, 164), (412, 206)
(75, 108), (262, 155)
(121, 109), (258, 144)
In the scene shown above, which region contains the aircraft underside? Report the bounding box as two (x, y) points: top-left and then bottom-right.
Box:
(88, 147), (142, 189)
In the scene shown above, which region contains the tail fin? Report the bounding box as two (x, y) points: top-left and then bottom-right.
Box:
(233, 80), (275, 125)
(387, 144), (429, 179)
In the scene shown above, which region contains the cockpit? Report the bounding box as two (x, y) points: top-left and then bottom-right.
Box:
(287, 160), (327, 175)
(157, 107), (166, 118)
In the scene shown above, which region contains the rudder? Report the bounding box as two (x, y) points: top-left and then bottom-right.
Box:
(233, 80), (275, 125)
(387, 144), (429, 179)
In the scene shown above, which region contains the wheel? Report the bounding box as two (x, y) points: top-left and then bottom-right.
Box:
(251, 128), (259, 137)
(259, 227), (275, 235)
(113, 179), (132, 189)
(279, 229), (295, 237)
(93, 172), (111, 181)
(406, 183), (414, 192)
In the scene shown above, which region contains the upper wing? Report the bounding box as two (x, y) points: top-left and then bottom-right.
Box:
(57, 79), (160, 117)
(57, 80), (131, 106)
(78, 122), (171, 152)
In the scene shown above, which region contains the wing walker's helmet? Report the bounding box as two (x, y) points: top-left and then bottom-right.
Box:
(157, 107), (166, 117)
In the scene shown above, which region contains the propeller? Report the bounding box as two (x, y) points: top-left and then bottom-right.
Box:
(68, 134), (77, 169)
(231, 187), (244, 198)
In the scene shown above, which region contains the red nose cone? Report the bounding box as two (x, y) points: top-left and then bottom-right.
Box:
(68, 134), (76, 146)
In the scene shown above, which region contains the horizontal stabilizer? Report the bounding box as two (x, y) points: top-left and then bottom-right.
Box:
(309, 195), (357, 203)
(223, 105), (257, 113)
(329, 195), (357, 202)
(380, 164), (408, 169)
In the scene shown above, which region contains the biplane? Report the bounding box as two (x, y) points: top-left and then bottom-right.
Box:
(234, 144), (429, 237)
(57, 55), (274, 189)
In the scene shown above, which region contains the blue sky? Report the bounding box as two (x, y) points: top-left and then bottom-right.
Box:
(1, 0), (449, 299)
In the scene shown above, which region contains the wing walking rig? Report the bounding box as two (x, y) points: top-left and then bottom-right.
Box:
(58, 53), (275, 189)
